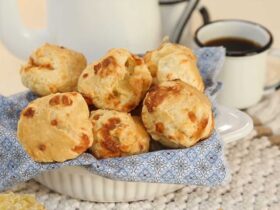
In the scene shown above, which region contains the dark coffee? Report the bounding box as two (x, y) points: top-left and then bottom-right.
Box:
(204, 37), (262, 53)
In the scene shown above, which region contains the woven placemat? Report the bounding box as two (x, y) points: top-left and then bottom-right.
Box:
(5, 91), (280, 210)
(6, 134), (279, 210)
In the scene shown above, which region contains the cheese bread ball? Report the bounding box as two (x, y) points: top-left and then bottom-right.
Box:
(90, 109), (150, 159)
(142, 80), (214, 148)
(78, 48), (152, 112)
(144, 42), (204, 91)
(17, 92), (93, 162)
(0, 193), (46, 210)
(20, 43), (87, 96)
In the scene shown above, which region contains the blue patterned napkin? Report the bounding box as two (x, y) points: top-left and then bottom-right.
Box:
(0, 47), (228, 191)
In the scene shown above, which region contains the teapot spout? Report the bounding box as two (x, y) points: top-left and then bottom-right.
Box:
(0, 0), (49, 59)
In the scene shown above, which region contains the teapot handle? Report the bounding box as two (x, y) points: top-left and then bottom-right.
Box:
(199, 6), (210, 25)
(0, 0), (50, 59)
(161, 0), (210, 43)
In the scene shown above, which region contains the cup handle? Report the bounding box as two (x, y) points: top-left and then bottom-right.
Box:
(264, 48), (280, 91)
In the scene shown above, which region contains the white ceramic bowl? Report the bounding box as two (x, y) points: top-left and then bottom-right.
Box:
(34, 106), (253, 202)
(35, 166), (183, 202)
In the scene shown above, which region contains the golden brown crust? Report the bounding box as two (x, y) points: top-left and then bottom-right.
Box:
(20, 43), (87, 96)
(78, 48), (152, 112)
(90, 110), (150, 159)
(142, 80), (214, 148)
(22, 107), (35, 118)
(144, 83), (182, 113)
(17, 92), (93, 162)
(72, 133), (91, 153)
(143, 42), (205, 91)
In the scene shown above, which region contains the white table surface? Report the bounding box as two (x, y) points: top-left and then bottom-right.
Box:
(0, 0), (279, 96)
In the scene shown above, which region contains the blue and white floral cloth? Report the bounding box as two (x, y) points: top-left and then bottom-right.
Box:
(0, 47), (228, 191)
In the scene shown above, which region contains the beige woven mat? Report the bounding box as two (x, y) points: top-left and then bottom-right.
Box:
(5, 90), (280, 210)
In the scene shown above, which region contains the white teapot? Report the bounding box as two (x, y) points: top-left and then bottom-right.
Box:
(0, 0), (208, 61)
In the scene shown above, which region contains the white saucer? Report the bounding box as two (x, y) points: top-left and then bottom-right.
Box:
(216, 105), (254, 144)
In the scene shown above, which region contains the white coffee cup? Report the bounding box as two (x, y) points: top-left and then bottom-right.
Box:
(194, 19), (273, 109)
